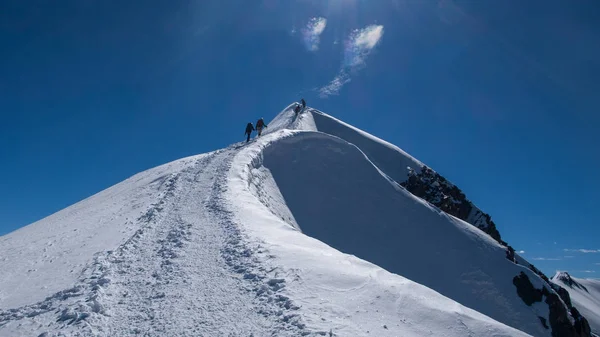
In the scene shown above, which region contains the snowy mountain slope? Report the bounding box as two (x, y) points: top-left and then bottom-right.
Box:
(552, 272), (600, 335)
(301, 107), (595, 336)
(229, 127), (530, 336)
(0, 104), (532, 336)
(242, 130), (548, 335)
(0, 155), (201, 309)
(3, 103), (591, 337)
(1, 149), (299, 336)
(311, 109), (504, 244)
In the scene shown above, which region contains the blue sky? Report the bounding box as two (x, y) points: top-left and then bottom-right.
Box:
(1, 0), (599, 278)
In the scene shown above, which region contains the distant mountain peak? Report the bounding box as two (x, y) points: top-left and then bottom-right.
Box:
(554, 271), (589, 293)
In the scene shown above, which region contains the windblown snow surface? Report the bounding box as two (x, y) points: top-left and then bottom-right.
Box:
(0, 103), (554, 336)
(552, 272), (600, 335)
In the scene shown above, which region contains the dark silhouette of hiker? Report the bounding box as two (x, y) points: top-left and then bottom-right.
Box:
(300, 98), (306, 109)
(294, 104), (301, 116)
(245, 122), (255, 142)
(256, 118), (267, 136)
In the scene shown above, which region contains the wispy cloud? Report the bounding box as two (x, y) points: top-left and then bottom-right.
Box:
(564, 249), (600, 253)
(302, 17), (327, 51)
(564, 256), (575, 258)
(531, 257), (562, 261)
(318, 73), (351, 97)
(319, 24), (384, 98)
(343, 25), (385, 67)
(595, 263), (600, 265)
(580, 270), (596, 273)
(517, 250), (525, 254)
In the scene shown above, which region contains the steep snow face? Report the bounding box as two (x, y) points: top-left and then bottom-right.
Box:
(310, 110), (504, 244)
(553, 272), (600, 335)
(256, 129), (550, 337)
(310, 110), (423, 183)
(229, 129), (531, 337)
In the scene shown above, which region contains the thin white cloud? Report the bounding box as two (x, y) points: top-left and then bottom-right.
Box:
(319, 73), (350, 98)
(319, 24), (384, 98)
(564, 256), (575, 258)
(354, 25), (383, 49)
(580, 270), (596, 273)
(517, 250), (525, 254)
(344, 25), (385, 67)
(302, 17), (327, 51)
(531, 257), (562, 261)
(564, 249), (600, 253)
(595, 263), (600, 265)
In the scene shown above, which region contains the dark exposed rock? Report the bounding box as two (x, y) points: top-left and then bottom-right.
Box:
(506, 246), (516, 264)
(539, 316), (549, 329)
(550, 282), (574, 309)
(546, 292), (578, 337)
(400, 166), (503, 244)
(513, 272), (543, 306)
(401, 165), (593, 336)
(512, 271), (591, 337)
(571, 307), (592, 337)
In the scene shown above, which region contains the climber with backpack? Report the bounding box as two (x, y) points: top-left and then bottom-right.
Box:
(300, 98), (306, 109)
(294, 104), (301, 116)
(244, 122), (255, 142)
(256, 118), (267, 137)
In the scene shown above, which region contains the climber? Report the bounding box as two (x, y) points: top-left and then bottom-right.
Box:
(256, 118), (267, 136)
(300, 98), (306, 109)
(244, 122), (255, 142)
(294, 104), (301, 116)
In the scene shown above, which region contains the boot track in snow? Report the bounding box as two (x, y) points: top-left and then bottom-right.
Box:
(0, 147), (306, 336)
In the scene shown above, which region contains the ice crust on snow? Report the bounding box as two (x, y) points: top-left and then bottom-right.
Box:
(0, 103), (553, 336)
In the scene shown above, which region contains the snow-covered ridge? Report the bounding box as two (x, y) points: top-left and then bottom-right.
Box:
(229, 119), (530, 336)
(0, 103), (588, 336)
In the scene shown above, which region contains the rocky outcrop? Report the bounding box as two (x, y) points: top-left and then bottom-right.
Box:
(513, 272), (544, 306)
(401, 166), (503, 244)
(513, 271), (592, 337)
(571, 307), (592, 337)
(506, 246), (517, 264)
(546, 291), (579, 337)
(401, 165), (593, 336)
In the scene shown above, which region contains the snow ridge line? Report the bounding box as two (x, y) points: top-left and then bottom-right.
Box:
(212, 147), (310, 336)
(0, 155), (203, 334)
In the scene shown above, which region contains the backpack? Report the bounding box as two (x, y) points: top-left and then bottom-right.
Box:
(257, 119), (264, 127)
